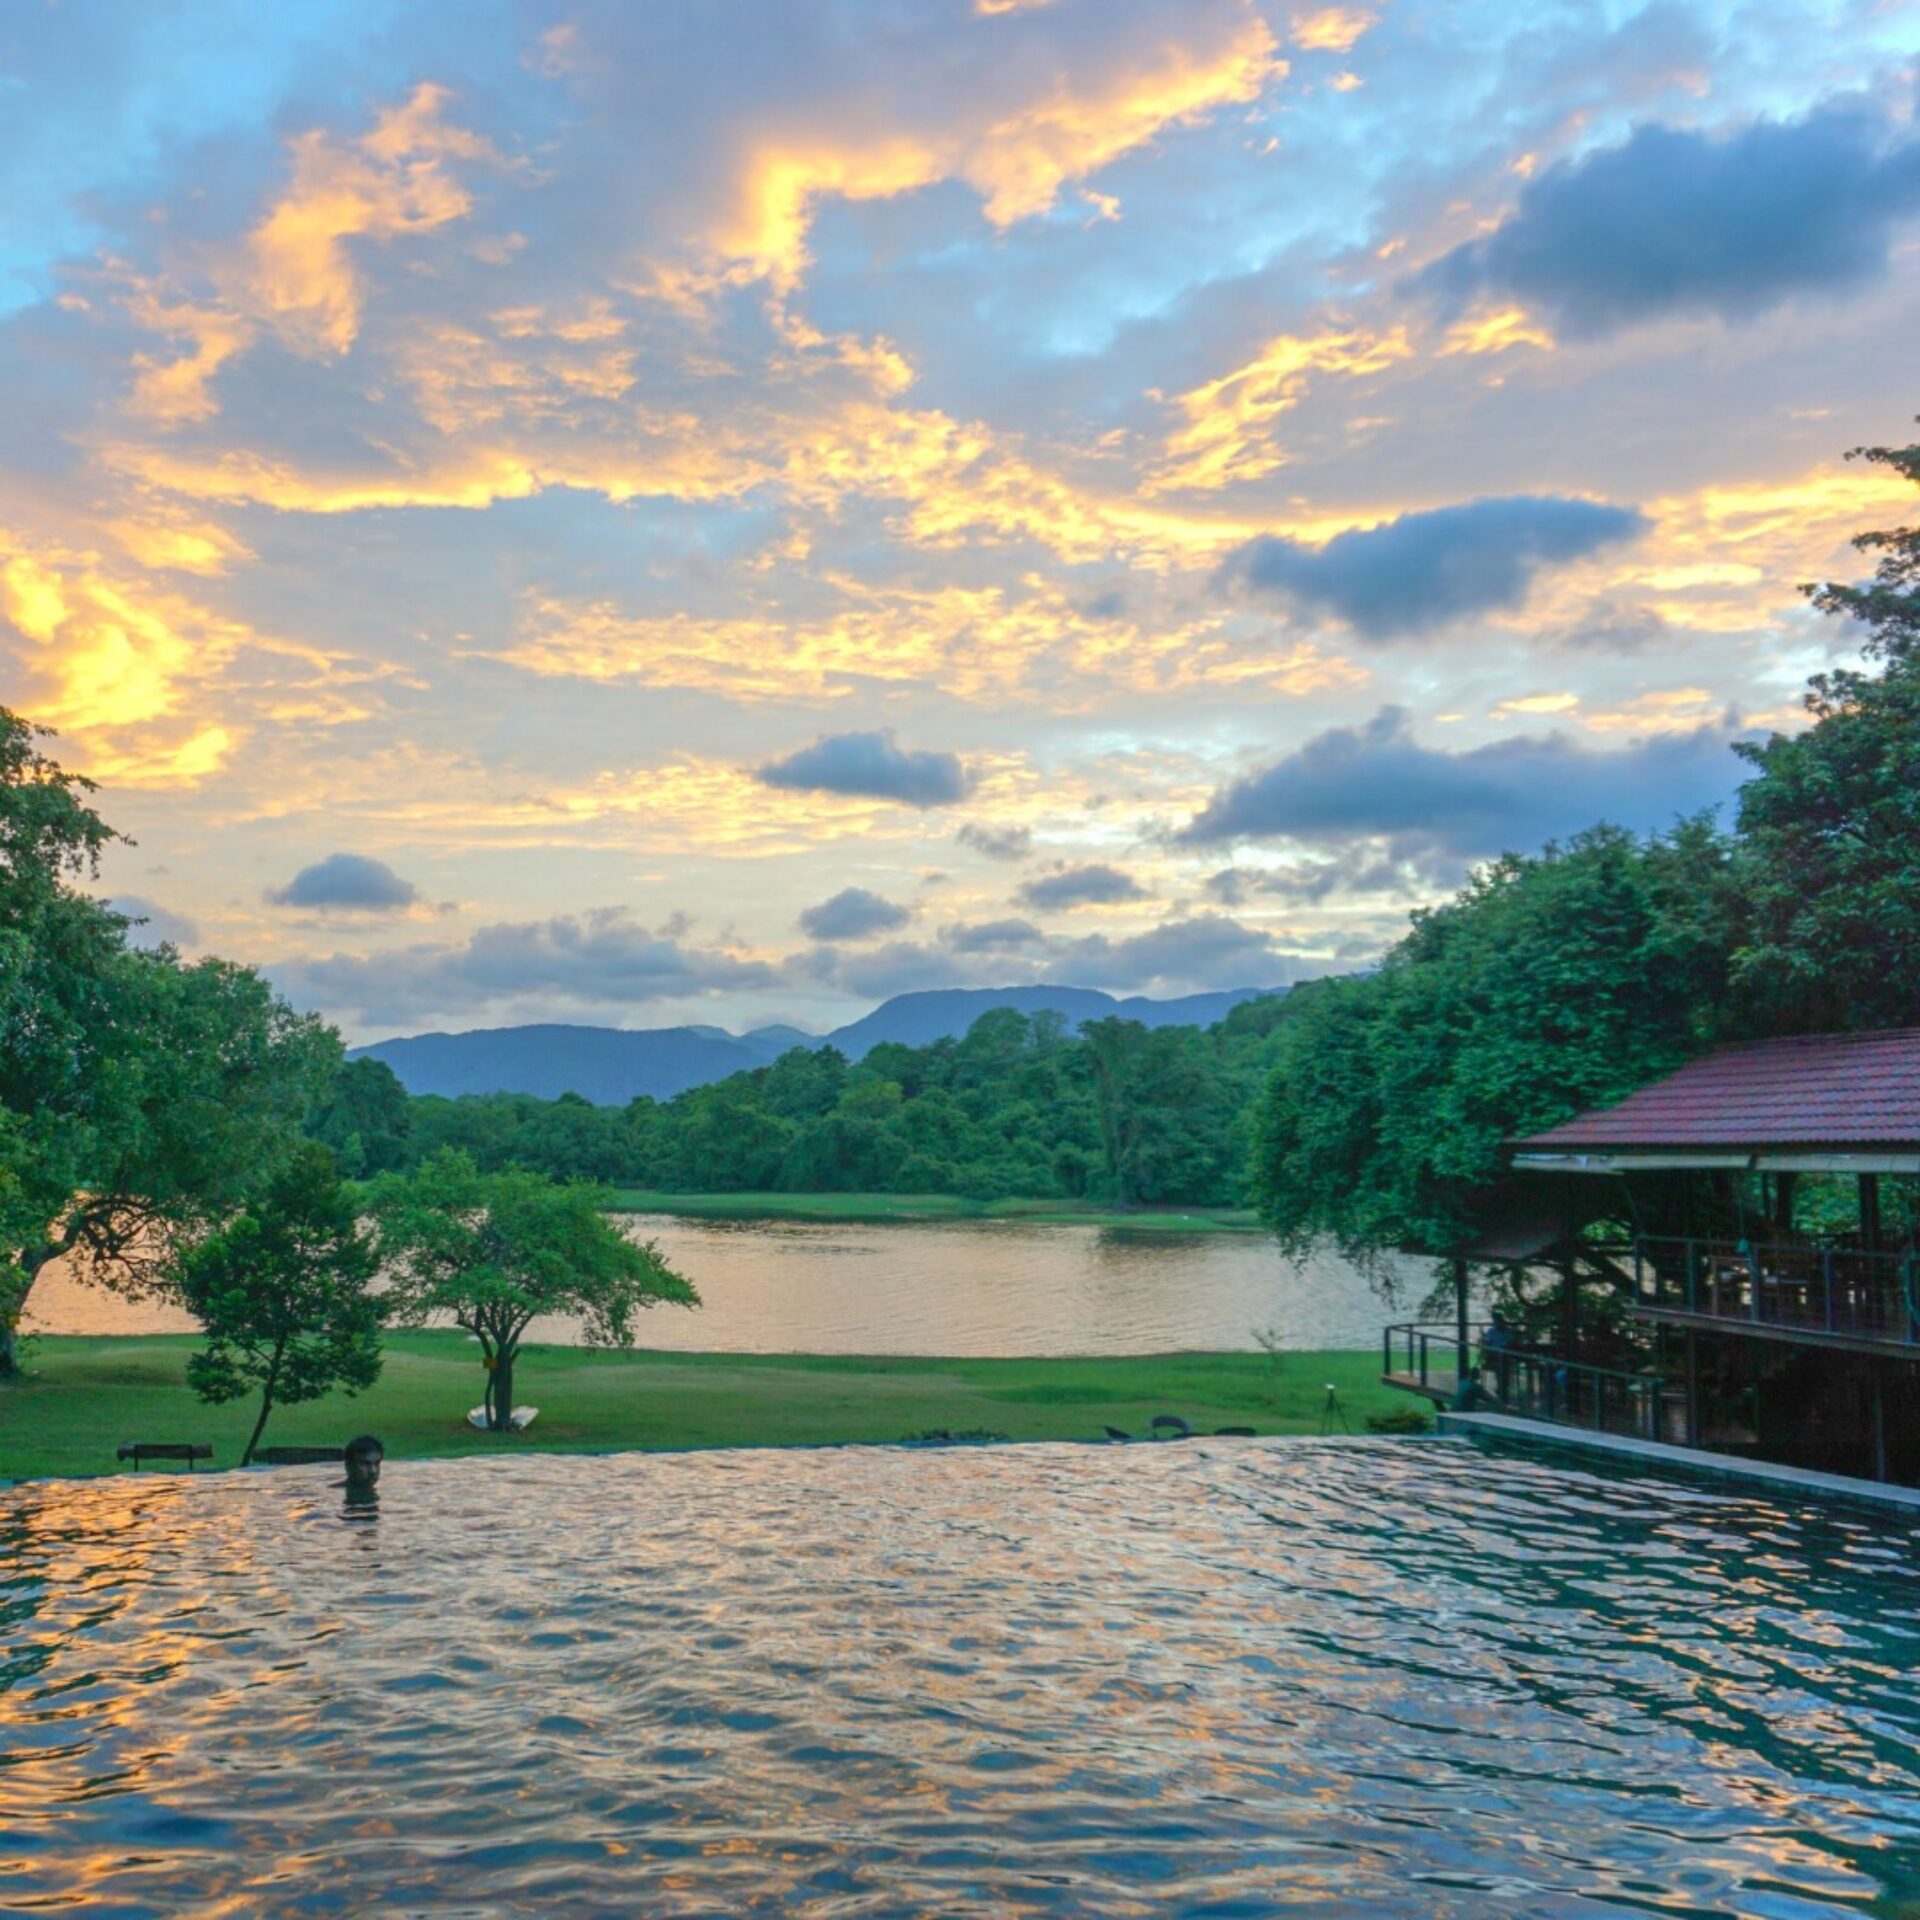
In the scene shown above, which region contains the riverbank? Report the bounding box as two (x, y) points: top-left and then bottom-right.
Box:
(605, 1190), (1263, 1232)
(0, 1334), (1403, 1480)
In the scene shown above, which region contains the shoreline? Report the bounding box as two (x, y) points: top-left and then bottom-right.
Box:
(605, 1190), (1264, 1233)
(0, 1333), (1400, 1481)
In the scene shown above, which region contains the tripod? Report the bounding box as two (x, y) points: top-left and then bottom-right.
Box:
(1318, 1383), (1352, 1436)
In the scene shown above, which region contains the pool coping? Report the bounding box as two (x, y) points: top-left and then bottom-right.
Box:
(1438, 1411), (1920, 1515)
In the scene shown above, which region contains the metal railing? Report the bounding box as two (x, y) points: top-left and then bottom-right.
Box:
(1635, 1236), (1920, 1348)
(1382, 1320), (1487, 1398)
(1383, 1321), (1667, 1442)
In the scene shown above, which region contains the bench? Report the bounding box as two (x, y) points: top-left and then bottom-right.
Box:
(253, 1446), (345, 1467)
(116, 1442), (212, 1472)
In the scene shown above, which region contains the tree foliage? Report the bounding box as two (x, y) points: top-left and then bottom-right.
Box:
(1732, 431), (1920, 1032)
(173, 1143), (383, 1463)
(1248, 822), (1737, 1263)
(368, 1150), (698, 1429)
(357, 1004), (1286, 1209)
(0, 711), (339, 1374)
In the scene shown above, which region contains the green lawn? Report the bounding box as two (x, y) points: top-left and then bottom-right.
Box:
(0, 1332), (1406, 1481)
(606, 1190), (1263, 1232)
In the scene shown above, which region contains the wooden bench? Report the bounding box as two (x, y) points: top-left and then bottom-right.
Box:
(253, 1446), (345, 1467)
(116, 1442), (212, 1472)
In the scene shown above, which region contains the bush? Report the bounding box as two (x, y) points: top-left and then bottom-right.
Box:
(1365, 1405), (1434, 1435)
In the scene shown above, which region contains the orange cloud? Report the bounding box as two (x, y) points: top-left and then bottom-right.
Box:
(1292, 8), (1375, 52)
(1151, 325), (1412, 493)
(714, 12), (1281, 285)
(248, 83), (493, 356)
(0, 530), (256, 784)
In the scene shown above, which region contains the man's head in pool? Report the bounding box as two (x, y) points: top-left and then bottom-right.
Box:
(344, 1435), (384, 1488)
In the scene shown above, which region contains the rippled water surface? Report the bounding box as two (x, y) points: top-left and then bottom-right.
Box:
(6, 1441), (1920, 1915)
(25, 1215), (1427, 1354)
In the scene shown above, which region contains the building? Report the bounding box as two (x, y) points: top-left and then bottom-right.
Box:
(1385, 1027), (1920, 1484)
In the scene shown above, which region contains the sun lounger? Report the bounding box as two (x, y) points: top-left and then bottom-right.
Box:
(253, 1446), (346, 1466)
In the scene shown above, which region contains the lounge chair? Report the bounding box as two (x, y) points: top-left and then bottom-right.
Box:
(1149, 1414), (1193, 1439)
(253, 1445), (346, 1466)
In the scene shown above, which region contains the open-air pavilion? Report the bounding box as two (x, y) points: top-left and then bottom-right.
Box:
(1384, 1027), (1920, 1483)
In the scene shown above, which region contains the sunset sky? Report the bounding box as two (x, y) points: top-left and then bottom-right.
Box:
(4, 0), (1917, 1041)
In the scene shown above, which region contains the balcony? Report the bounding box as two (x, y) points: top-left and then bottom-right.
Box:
(1634, 1236), (1920, 1353)
(1383, 1321), (1671, 1442)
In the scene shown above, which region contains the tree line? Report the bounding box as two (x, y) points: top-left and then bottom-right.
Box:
(311, 999), (1299, 1208)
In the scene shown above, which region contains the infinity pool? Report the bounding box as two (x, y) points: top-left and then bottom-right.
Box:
(5, 1439), (1919, 1915)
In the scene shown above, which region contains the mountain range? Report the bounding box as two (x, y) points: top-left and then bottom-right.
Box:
(351, 985), (1276, 1105)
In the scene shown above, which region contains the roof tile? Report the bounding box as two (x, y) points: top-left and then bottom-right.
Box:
(1516, 1028), (1920, 1151)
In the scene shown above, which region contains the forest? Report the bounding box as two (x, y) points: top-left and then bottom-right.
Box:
(308, 997), (1298, 1209)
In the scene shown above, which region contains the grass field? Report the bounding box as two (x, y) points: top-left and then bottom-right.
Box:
(0, 1332), (1408, 1481)
(605, 1190), (1263, 1232)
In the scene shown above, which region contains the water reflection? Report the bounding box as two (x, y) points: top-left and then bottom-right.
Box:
(3, 1440), (1919, 1913)
(23, 1217), (1428, 1356)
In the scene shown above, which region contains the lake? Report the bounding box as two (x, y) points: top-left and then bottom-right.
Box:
(22, 1214), (1433, 1354)
(7, 1437), (1917, 1914)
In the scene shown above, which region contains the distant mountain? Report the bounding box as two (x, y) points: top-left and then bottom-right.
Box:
(352, 1023), (765, 1104)
(352, 986), (1280, 1104)
(739, 1023), (817, 1061)
(818, 986), (1268, 1058)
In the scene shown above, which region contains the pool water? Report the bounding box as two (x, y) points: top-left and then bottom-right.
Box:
(4, 1438), (1919, 1915)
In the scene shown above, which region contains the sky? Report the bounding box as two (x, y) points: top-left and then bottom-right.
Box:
(2, 0), (1916, 1042)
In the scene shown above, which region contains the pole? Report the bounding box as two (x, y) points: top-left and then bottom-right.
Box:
(1453, 1255), (1470, 1400)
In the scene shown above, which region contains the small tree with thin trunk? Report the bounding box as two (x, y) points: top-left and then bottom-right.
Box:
(174, 1144), (383, 1464)
(368, 1150), (697, 1429)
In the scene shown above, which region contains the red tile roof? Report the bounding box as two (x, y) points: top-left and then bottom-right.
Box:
(1516, 1028), (1920, 1152)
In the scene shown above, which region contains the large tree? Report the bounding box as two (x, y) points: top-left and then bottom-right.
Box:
(368, 1150), (698, 1429)
(0, 711), (338, 1375)
(174, 1143), (383, 1465)
(1248, 820), (1738, 1266)
(1731, 430), (1920, 1032)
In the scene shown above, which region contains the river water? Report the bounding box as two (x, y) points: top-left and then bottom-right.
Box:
(22, 1214), (1428, 1355)
(6, 1437), (1918, 1915)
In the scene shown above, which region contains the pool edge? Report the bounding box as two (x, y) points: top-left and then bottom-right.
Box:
(1438, 1411), (1920, 1514)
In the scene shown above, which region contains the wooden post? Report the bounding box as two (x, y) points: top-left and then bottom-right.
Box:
(1453, 1256), (1470, 1399)
(1684, 1329), (1701, 1449)
(1873, 1364), (1889, 1482)
(1559, 1249), (1578, 1363)
(1861, 1173), (1883, 1253)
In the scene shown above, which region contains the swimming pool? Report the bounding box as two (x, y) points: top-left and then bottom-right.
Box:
(4, 1438), (1918, 1914)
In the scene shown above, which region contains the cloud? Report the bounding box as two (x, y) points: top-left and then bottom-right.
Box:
(267, 852), (421, 912)
(1223, 496), (1647, 637)
(1017, 862), (1150, 910)
(793, 912), (1329, 1000)
(956, 821), (1034, 862)
(106, 894), (200, 949)
(756, 730), (972, 807)
(1048, 914), (1322, 992)
(1418, 101), (1920, 334)
(946, 916), (1044, 952)
(1179, 705), (1749, 854)
(1204, 852), (1436, 906)
(276, 908), (777, 1028)
(797, 886), (913, 941)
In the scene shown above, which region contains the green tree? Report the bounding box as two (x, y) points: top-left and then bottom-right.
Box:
(306, 1056), (412, 1176)
(369, 1150), (698, 1429)
(173, 1144), (383, 1464)
(0, 712), (338, 1376)
(1732, 430), (1920, 1032)
(1248, 822), (1737, 1266)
